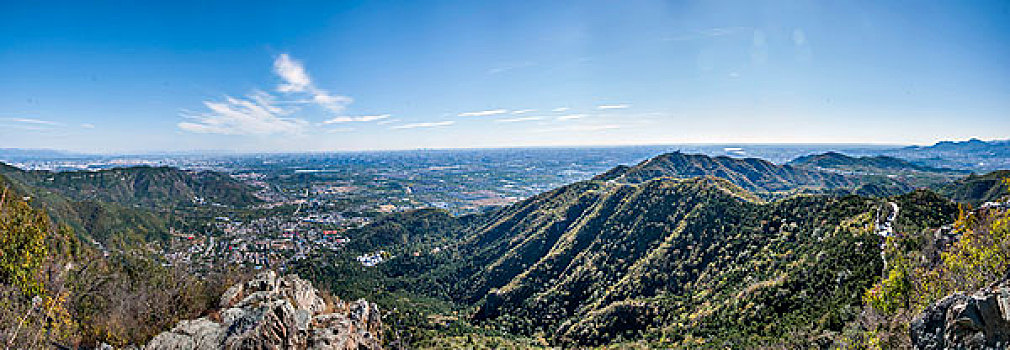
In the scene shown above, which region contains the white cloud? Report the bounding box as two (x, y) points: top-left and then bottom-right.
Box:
(273, 54), (353, 113)
(178, 94), (307, 135)
(6, 118), (64, 126)
(495, 116), (543, 123)
(80, 123), (95, 129)
(311, 93), (353, 112)
(274, 54), (312, 93)
(181, 53), (354, 135)
(323, 114), (391, 124)
(392, 121), (454, 129)
(597, 104), (629, 110)
(551, 107), (570, 112)
(487, 61), (535, 74)
(556, 114), (586, 121)
(458, 109), (507, 117)
(1, 117), (67, 132)
(512, 109), (535, 115)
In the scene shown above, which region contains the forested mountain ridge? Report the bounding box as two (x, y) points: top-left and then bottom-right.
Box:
(936, 170), (1010, 206)
(0, 162), (261, 247)
(0, 162), (260, 209)
(788, 151), (962, 174)
(593, 151), (914, 197)
(449, 177), (959, 346)
(0, 172), (170, 246)
(335, 169), (960, 346)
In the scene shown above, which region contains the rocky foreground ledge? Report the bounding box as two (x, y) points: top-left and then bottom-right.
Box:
(910, 281), (1010, 350)
(145, 271), (384, 350)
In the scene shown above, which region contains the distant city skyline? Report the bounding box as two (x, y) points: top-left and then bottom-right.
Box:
(1, 0), (1009, 152)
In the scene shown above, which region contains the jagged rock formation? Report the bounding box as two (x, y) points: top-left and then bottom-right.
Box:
(910, 281), (1010, 349)
(145, 271), (383, 350)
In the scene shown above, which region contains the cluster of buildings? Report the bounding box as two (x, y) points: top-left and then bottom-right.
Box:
(163, 214), (364, 271)
(356, 251), (390, 267)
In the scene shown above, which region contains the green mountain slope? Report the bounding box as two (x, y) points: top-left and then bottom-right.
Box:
(290, 151), (974, 347)
(788, 152), (966, 188)
(0, 163), (259, 247)
(602, 151), (859, 193)
(788, 152), (955, 173)
(0, 163), (260, 209)
(444, 178), (958, 346)
(936, 170), (1010, 206)
(336, 168), (960, 347)
(0, 172), (170, 247)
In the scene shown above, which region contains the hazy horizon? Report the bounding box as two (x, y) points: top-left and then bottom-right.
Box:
(0, 140), (935, 157)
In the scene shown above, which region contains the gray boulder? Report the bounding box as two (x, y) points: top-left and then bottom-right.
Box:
(145, 271), (383, 350)
(910, 282), (1010, 349)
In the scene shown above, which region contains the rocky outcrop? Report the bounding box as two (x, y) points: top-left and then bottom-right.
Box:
(145, 271), (383, 350)
(910, 282), (1010, 349)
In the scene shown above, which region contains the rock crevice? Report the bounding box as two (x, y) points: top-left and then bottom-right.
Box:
(911, 281), (1010, 350)
(145, 271), (383, 350)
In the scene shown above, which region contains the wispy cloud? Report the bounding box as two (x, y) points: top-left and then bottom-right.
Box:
(487, 61), (535, 75)
(663, 26), (751, 41)
(323, 114), (390, 124)
(180, 53), (356, 135)
(495, 116), (543, 123)
(273, 54), (352, 113)
(326, 127), (355, 133)
(2, 117), (96, 133)
(551, 107), (570, 112)
(597, 104), (629, 110)
(178, 92), (308, 135)
(6, 118), (64, 126)
(556, 114), (586, 121)
(511, 109), (535, 115)
(458, 109), (507, 117)
(392, 121), (455, 129)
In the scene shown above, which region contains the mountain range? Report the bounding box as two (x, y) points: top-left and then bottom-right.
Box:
(320, 150), (1008, 347)
(374, 177), (956, 346)
(883, 138), (1010, 171)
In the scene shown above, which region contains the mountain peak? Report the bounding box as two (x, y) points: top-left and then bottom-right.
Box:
(604, 152), (855, 194)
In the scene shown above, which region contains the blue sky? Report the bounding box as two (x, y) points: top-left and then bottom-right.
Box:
(1, 0), (1008, 153)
